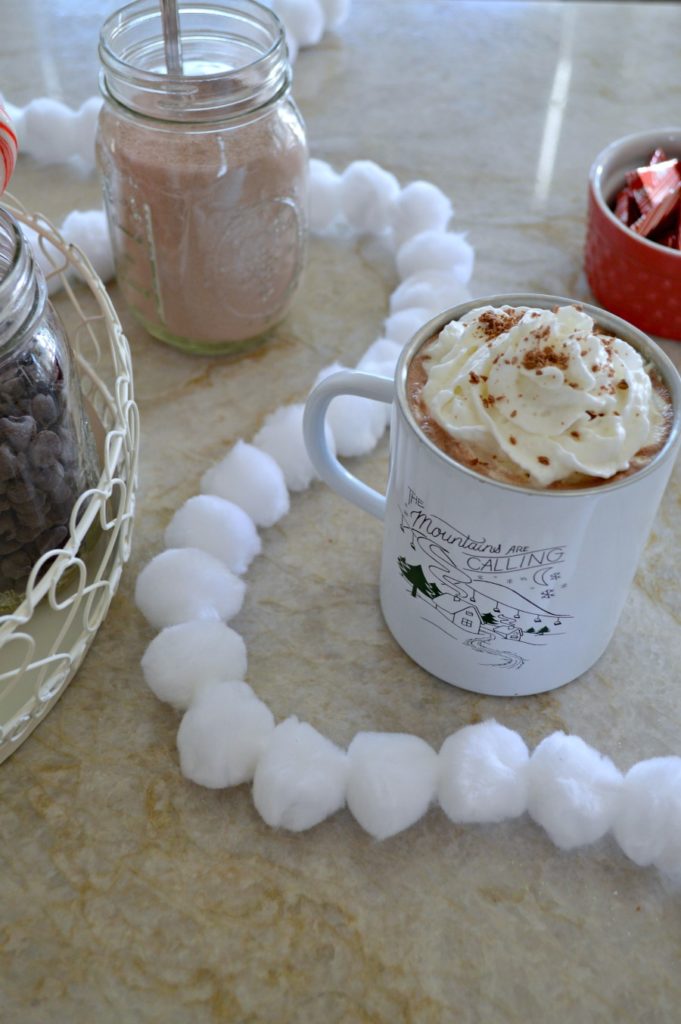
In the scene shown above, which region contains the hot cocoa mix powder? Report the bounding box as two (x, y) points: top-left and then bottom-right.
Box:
(97, 102), (307, 351)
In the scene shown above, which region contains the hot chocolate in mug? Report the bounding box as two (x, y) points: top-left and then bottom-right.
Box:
(303, 294), (681, 697)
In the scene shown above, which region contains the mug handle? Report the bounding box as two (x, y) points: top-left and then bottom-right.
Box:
(303, 370), (395, 520)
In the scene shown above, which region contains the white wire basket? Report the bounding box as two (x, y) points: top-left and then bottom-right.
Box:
(0, 197), (138, 764)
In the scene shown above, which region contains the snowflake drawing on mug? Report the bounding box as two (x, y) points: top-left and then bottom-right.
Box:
(397, 488), (572, 669)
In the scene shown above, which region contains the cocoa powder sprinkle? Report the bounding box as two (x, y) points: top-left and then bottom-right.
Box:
(477, 308), (524, 340)
(522, 346), (569, 371)
(537, 456), (550, 465)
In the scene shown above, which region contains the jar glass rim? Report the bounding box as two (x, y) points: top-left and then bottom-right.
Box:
(99, 0), (290, 120)
(0, 207), (46, 350)
(0, 208), (23, 289)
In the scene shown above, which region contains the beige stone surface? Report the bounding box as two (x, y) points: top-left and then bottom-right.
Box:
(1, 2), (681, 1021)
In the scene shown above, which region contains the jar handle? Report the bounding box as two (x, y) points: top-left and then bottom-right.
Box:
(303, 370), (394, 521)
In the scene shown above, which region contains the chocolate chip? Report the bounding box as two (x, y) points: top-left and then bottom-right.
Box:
(32, 461), (65, 493)
(15, 521), (44, 545)
(0, 510), (15, 534)
(37, 524), (69, 555)
(58, 428), (78, 466)
(50, 500), (74, 523)
(7, 479), (36, 504)
(0, 415), (36, 453)
(31, 393), (59, 427)
(52, 476), (75, 505)
(3, 376), (27, 402)
(0, 445), (18, 482)
(28, 430), (62, 468)
(2, 550), (31, 581)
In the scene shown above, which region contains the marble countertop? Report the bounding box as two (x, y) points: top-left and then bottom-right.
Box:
(2, 2), (681, 1021)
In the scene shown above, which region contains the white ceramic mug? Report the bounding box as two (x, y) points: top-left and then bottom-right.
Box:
(303, 294), (681, 697)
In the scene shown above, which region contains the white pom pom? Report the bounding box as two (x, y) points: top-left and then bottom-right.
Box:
(383, 308), (432, 346)
(612, 757), (681, 877)
(71, 96), (102, 167)
(389, 270), (471, 316)
(273, 0), (325, 47)
(356, 338), (402, 376)
(314, 363), (387, 457)
(253, 716), (348, 831)
(60, 209), (114, 282)
(390, 180), (453, 247)
(141, 620), (247, 710)
(438, 720), (529, 824)
(164, 494), (261, 575)
(340, 160), (400, 235)
(396, 230), (474, 285)
(253, 402), (335, 492)
(527, 732), (623, 850)
(22, 98), (77, 164)
(346, 732), (438, 840)
(318, 0), (351, 28)
(178, 681), (275, 788)
(308, 158), (342, 233)
(200, 440), (289, 529)
(135, 548), (246, 629)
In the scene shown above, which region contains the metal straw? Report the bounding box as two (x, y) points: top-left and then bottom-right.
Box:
(161, 0), (183, 74)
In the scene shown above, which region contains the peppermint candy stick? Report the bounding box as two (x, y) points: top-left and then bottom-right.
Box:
(0, 103), (18, 193)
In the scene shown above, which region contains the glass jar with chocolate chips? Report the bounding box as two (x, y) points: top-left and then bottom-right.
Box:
(0, 207), (99, 612)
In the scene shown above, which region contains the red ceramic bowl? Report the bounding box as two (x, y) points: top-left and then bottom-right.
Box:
(585, 127), (681, 341)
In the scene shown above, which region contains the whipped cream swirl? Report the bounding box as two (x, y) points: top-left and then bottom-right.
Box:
(420, 304), (668, 486)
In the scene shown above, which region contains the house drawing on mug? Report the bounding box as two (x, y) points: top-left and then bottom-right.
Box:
(397, 497), (573, 670)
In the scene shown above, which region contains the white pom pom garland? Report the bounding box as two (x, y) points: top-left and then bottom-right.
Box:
(396, 229), (475, 283)
(253, 402), (336, 492)
(382, 307), (433, 347)
(390, 180), (453, 247)
(340, 159), (401, 235)
(200, 441), (289, 528)
(141, 620), (248, 710)
(314, 362), (387, 457)
(612, 757), (681, 875)
(527, 732), (623, 851)
(178, 681), (275, 789)
(389, 269), (472, 317)
(308, 158), (343, 233)
(100, 148), (681, 886)
(135, 548), (246, 629)
(346, 732), (439, 840)
(59, 209), (115, 281)
(438, 720), (529, 824)
(165, 494), (261, 575)
(253, 717), (348, 831)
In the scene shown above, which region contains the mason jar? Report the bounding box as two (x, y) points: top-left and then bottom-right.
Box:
(96, 0), (308, 355)
(0, 207), (100, 613)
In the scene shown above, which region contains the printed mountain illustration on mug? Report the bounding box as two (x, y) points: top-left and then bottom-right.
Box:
(397, 557), (442, 600)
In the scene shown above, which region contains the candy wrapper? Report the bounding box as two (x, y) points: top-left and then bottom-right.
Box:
(613, 148), (681, 249)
